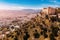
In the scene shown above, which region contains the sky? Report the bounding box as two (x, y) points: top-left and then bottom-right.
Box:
(0, 0), (60, 10)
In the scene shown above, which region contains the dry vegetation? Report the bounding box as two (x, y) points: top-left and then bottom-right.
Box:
(0, 13), (60, 40)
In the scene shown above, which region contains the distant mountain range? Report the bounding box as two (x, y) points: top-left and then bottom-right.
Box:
(22, 9), (40, 13)
(0, 9), (40, 19)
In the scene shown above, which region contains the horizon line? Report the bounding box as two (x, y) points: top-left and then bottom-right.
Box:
(0, 3), (60, 10)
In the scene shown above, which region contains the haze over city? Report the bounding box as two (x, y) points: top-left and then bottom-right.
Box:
(0, 0), (60, 18)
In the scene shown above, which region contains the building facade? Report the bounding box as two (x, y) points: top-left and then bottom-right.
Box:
(42, 7), (56, 15)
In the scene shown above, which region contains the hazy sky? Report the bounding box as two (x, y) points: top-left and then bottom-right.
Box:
(0, 0), (60, 10)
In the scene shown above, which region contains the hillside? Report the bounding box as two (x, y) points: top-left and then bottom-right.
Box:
(0, 12), (60, 40)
